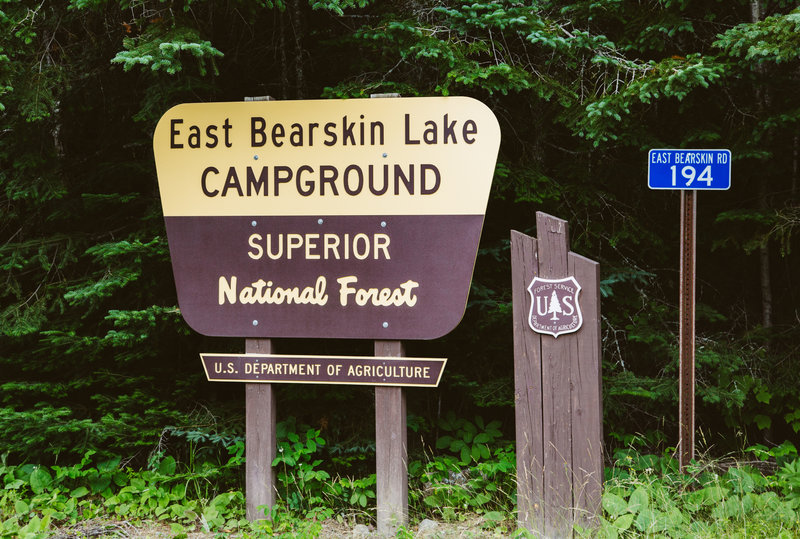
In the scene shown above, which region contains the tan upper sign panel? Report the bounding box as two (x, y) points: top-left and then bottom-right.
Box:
(153, 97), (501, 217)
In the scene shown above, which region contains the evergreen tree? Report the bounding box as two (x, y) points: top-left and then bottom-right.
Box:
(1, 0), (798, 463)
(548, 291), (563, 321)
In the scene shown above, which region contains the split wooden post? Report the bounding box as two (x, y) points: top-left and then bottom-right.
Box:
(511, 212), (602, 538)
(244, 95), (277, 521)
(512, 228), (546, 533)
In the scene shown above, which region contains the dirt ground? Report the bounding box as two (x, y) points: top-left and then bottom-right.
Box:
(50, 515), (511, 538)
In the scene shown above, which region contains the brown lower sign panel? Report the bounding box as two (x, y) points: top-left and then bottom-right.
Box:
(200, 353), (446, 387)
(167, 214), (483, 340)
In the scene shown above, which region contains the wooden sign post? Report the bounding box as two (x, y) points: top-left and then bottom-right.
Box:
(369, 92), (407, 537)
(242, 96), (277, 522)
(511, 212), (602, 537)
(374, 340), (407, 535)
(245, 337), (276, 520)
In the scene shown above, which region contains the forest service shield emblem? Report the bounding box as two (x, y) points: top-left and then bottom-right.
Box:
(527, 276), (583, 338)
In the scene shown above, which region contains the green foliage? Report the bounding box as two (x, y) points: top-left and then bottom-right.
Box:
(111, 27), (223, 76)
(3, 426), (800, 537)
(0, 450), (252, 537)
(574, 54), (725, 145)
(410, 446), (516, 522)
(714, 209), (780, 253)
(344, 0), (653, 101)
(714, 8), (800, 64)
(598, 449), (800, 538)
(435, 413), (503, 465)
(744, 440), (797, 465)
(311, 0), (372, 16)
(1, 0), (799, 488)
(402, 412), (515, 523)
(326, 474), (376, 509)
(272, 417), (331, 516)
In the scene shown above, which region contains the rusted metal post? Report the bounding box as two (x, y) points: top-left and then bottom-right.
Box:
(679, 191), (697, 469)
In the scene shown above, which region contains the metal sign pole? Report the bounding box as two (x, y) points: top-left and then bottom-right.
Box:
(678, 190), (696, 469)
(647, 149), (731, 469)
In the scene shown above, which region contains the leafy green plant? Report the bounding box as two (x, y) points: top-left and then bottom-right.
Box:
(0, 449), (255, 537)
(272, 417), (331, 516)
(111, 26), (223, 76)
(745, 440), (798, 465)
(776, 457), (800, 505)
(407, 413), (513, 522)
(597, 449), (800, 538)
(435, 413), (503, 466)
(325, 474), (376, 510)
(409, 444), (515, 522)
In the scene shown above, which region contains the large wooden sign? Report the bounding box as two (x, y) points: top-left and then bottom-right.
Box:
(153, 97), (500, 340)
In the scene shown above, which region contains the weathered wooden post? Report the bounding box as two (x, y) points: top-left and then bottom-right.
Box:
(511, 212), (602, 538)
(369, 93), (409, 536)
(243, 96), (277, 521)
(374, 340), (408, 535)
(245, 337), (276, 519)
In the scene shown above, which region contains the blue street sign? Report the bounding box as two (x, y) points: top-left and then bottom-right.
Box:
(648, 149), (731, 190)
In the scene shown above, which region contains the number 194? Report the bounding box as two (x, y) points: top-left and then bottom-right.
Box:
(671, 165), (713, 187)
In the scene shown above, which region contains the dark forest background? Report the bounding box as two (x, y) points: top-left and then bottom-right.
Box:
(1, 0), (799, 467)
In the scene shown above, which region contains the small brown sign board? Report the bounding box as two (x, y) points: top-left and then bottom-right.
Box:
(152, 97), (501, 340)
(200, 353), (446, 387)
(511, 213), (602, 537)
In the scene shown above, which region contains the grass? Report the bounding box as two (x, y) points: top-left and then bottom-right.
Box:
(594, 443), (800, 538)
(2, 434), (800, 538)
